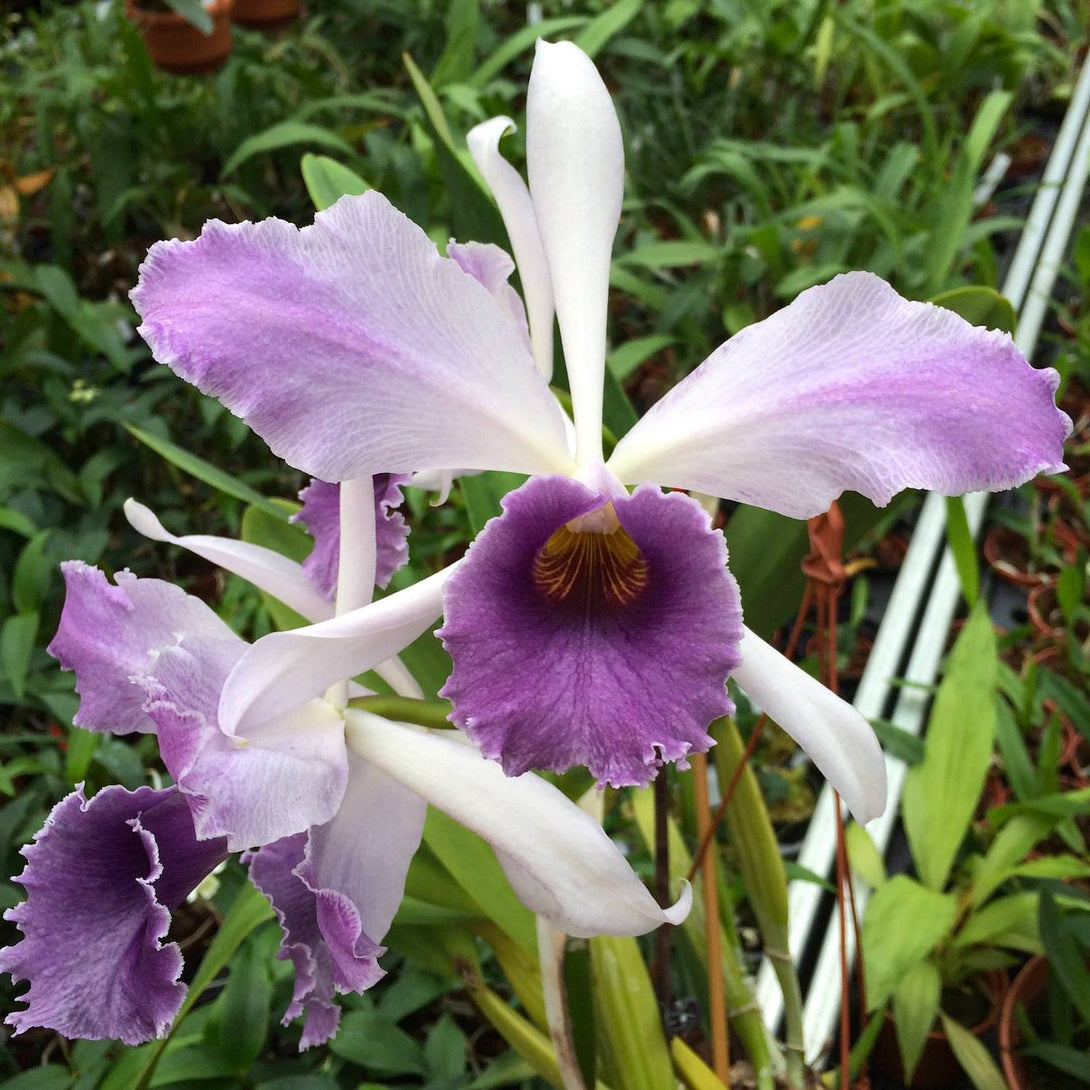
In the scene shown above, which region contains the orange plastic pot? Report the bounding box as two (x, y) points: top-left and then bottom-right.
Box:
(126, 0), (234, 74)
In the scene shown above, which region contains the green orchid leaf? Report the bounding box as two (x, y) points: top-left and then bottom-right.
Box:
(862, 875), (957, 1009)
(893, 959), (941, 1083)
(903, 602), (997, 890)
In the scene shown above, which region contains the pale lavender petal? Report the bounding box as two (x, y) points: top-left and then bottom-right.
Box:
(294, 480), (340, 600)
(47, 562), (234, 735)
(344, 714), (691, 937)
(125, 499), (332, 623)
(141, 636), (348, 851)
(0, 785), (228, 1045)
(131, 192), (572, 480)
(466, 116), (555, 378)
(437, 476), (743, 787)
(732, 627), (887, 824)
(243, 752), (421, 1054)
(527, 41), (623, 466)
(220, 566), (454, 735)
(293, 474), (410, 601)
(608, 272), (1070, 519)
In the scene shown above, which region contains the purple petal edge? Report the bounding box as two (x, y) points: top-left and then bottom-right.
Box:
(0, 785), (228, 1045)
(293, 475), (410, 600)
(245, 831), (385, 1050)
(47, 562), (234, 735)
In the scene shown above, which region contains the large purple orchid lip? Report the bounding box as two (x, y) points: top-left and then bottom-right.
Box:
(438, 475), (743, 788)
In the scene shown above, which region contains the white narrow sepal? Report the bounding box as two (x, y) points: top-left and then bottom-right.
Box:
(124, 497), (332, 623)
(343, 713), (690, 937)
(219, 566), (455, 734)
(526, 40), (623, 467)
(731, 626), (887, 824)
(468, 116), (555, 380)
(373, 655), (425, 699)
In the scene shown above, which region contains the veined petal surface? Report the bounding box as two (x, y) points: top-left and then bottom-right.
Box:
(344, 714), (690, 937)
(608, 272), (1069, 518)
(132, 191), (572, 481)
(220, 566), (454, 734)
(732, 626), (887, 824)
(48, 562), (234, 735)
(0, 785), (228, 1045)
(438, 476), (742, 786)
(246, 830), (380, 1049)
(527, 41), (623, 464)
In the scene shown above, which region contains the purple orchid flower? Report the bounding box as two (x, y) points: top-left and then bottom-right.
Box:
(128, 42), (1068, 825)
(0, 783), (228, 1045)
(1, 554), (689, 1048)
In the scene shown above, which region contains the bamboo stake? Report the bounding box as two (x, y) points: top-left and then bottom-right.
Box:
(692, 752), (730, 1083)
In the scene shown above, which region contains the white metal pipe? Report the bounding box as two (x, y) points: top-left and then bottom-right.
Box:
(755, 55), (1090, 1053)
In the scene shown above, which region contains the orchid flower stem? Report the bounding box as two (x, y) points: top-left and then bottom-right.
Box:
(834, 794), (850, 1090)
(347, 694), (453, 730)
(652, 771), (673, 1019)
(632, 788), (778, 1089)
(687, 581), (815, 882)
(537, 918), (588, 1090)
(687, 715), (764, 883)
(691, 752), (730, 1082)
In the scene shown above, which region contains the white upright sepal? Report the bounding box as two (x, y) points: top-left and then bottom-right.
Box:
(344, 713), (691, 937)
(527, 40), (623, 468)
(468, 116), (555, 380)
(335, 476), (377, 616)
(732, 626), (887, 824)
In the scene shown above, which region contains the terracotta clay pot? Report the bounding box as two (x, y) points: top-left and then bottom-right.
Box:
(1027, 581), (1063, 640)
(982, 526), (1049, 588)
(126, 0), (234, 74)
(999, 955), (1049, 1090)
(872, 973), (1006, 1089)
(1008, 133), (1051, 177)
(1028, 582), (1090, 647)
(232, 0), (300, 27)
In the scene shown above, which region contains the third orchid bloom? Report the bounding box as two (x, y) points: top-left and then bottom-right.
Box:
(131, 41), (1068, 826)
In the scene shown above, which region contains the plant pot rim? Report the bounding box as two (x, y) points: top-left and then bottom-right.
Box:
(126, 0), (233, 25)
(999, 955), (1050, 1090)
(873, 970), (1007, 1089)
